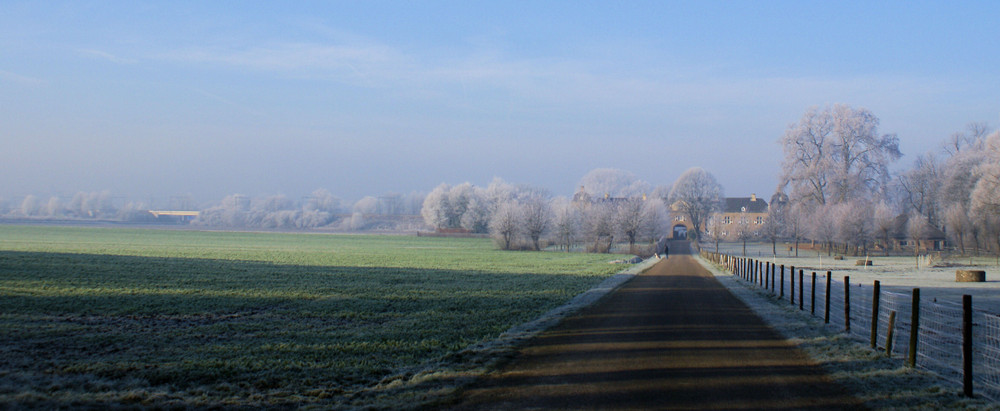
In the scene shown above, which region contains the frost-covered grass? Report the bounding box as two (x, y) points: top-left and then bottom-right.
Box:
(698, 253), (999, 410)
(710, 241), (1000, 313)
(0, 225), (630, 409)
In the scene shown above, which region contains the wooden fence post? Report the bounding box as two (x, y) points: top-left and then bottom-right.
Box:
(790, 265), (796, 305)
(871, 280), (881, 349)
(799, 269), (804, 311)
(811, 272), (817, 315)
(824, 271), (831, 324)
(844, 276), (851, 333)
(908, 288), (920, 367)
(771, 263), (776, 293)
(780, 265), (785, 299)
(765, 262), (770, 289)
(963, 294), (973, 398)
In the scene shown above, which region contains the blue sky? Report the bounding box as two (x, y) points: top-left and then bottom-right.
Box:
(2, 1), (998, 205)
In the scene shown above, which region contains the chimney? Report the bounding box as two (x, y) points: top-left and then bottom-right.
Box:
(751, 193), (757, 202)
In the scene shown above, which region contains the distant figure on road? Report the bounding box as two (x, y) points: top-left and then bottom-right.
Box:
(655, 236), (669, 258)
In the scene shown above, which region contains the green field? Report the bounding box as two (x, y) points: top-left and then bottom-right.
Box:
(0, 225), (628, 408)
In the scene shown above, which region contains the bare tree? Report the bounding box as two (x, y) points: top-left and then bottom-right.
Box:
(305, 189), (340, 213)
(641, 198), (669, 244)
(45, 196), (63, 217)
(785, 203), (807, 257)
(20, 195), (39, 217)
(489, 201), (521, 250)
(944, 122), (993, 156)
(668, 167), (724, 242)
(873, 201), (897, 256)
(704, 215), (725, 254)
(810, 204), (837, 256)
(460, 189), (491, 234)
(583, 202), (616, 253)
(760, 203), (785, 256)
(353, 196), (378, 214)
(578, 168), (650, 199)
(551, 197), (579, 252)
(616, 198), (648, 253)
(907, 212), (930, 268)
(897, 152), (941, 224)
(780, 104), (901, 207)
(971, 132), (1000, 263)
(734, 211), (754, 256)
(421, 184), (455, 230)
(835, 200), (874, 256)
(779, 106), (833, 206)
(521, 196), (552, 251)
(944, 203), (971, 256)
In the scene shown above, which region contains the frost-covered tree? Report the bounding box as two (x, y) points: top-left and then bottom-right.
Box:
(583, 202), (616, 253)
(45, 196), (63, 217)
(460, 190), (492, 234)
(641, 198), (669, 244)
(897, 153), (942, 224)
(835, 200), (874, 255)
(810, 204), (838, 256)
(489, 201), (521, 250)
(668, 167), (724, 241)
(616, 198), (648, 252)
(907, 212), (930, 267)
(421, 184), (457, 230)
(551, 197), (579, 252)
(353, 196), (378, 214)
(873, 201), (897, 256)
(20, 195), (40, 217)
(734, 211), (754, 256)
(944, 203), (971, 255)
(761, 204), (785, 256)
(780, 104), (901, 207)
(578, 168), (650, 199)
(521, 196), (552, 251)
(970, 132), (1000, 263)
(785, 202), (807, 257)
(704, 215), (725, 253)
(305, 189), (340, 213)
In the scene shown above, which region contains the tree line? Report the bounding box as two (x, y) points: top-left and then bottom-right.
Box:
(420, 168), (728, 254)
(769, 104), (1000, 261)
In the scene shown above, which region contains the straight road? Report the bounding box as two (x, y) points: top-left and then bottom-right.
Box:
(450, 241), (862, 410)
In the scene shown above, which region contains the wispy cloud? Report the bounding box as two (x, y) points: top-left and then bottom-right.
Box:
(77, 49), (138, 64)
(0, 69), (44, 85)
(161, 42), (402, 76)
(190, 88), (264, 117)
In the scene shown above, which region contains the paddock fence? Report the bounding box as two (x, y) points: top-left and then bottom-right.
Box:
(700, 251), (1000, 401)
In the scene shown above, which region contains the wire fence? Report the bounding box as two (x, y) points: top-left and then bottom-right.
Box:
(702, 251), (1000, 401)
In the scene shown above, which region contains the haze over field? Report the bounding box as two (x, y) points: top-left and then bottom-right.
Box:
(2, 1), (999, 203)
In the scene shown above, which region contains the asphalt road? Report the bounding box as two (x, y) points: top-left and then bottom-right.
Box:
(450, 241), (863, 410)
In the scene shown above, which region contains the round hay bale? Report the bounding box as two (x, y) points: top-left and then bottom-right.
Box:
(956, 270), (986, 282)
(833, 255), (844, 261)
(855, 260), (873, 266)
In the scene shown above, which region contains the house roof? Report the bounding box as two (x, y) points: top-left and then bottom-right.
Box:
(889, 214), (947, 240)
(724, 197), (769, 214)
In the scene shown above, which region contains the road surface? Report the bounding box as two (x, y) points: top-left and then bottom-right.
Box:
(450, 241), (862, 410)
